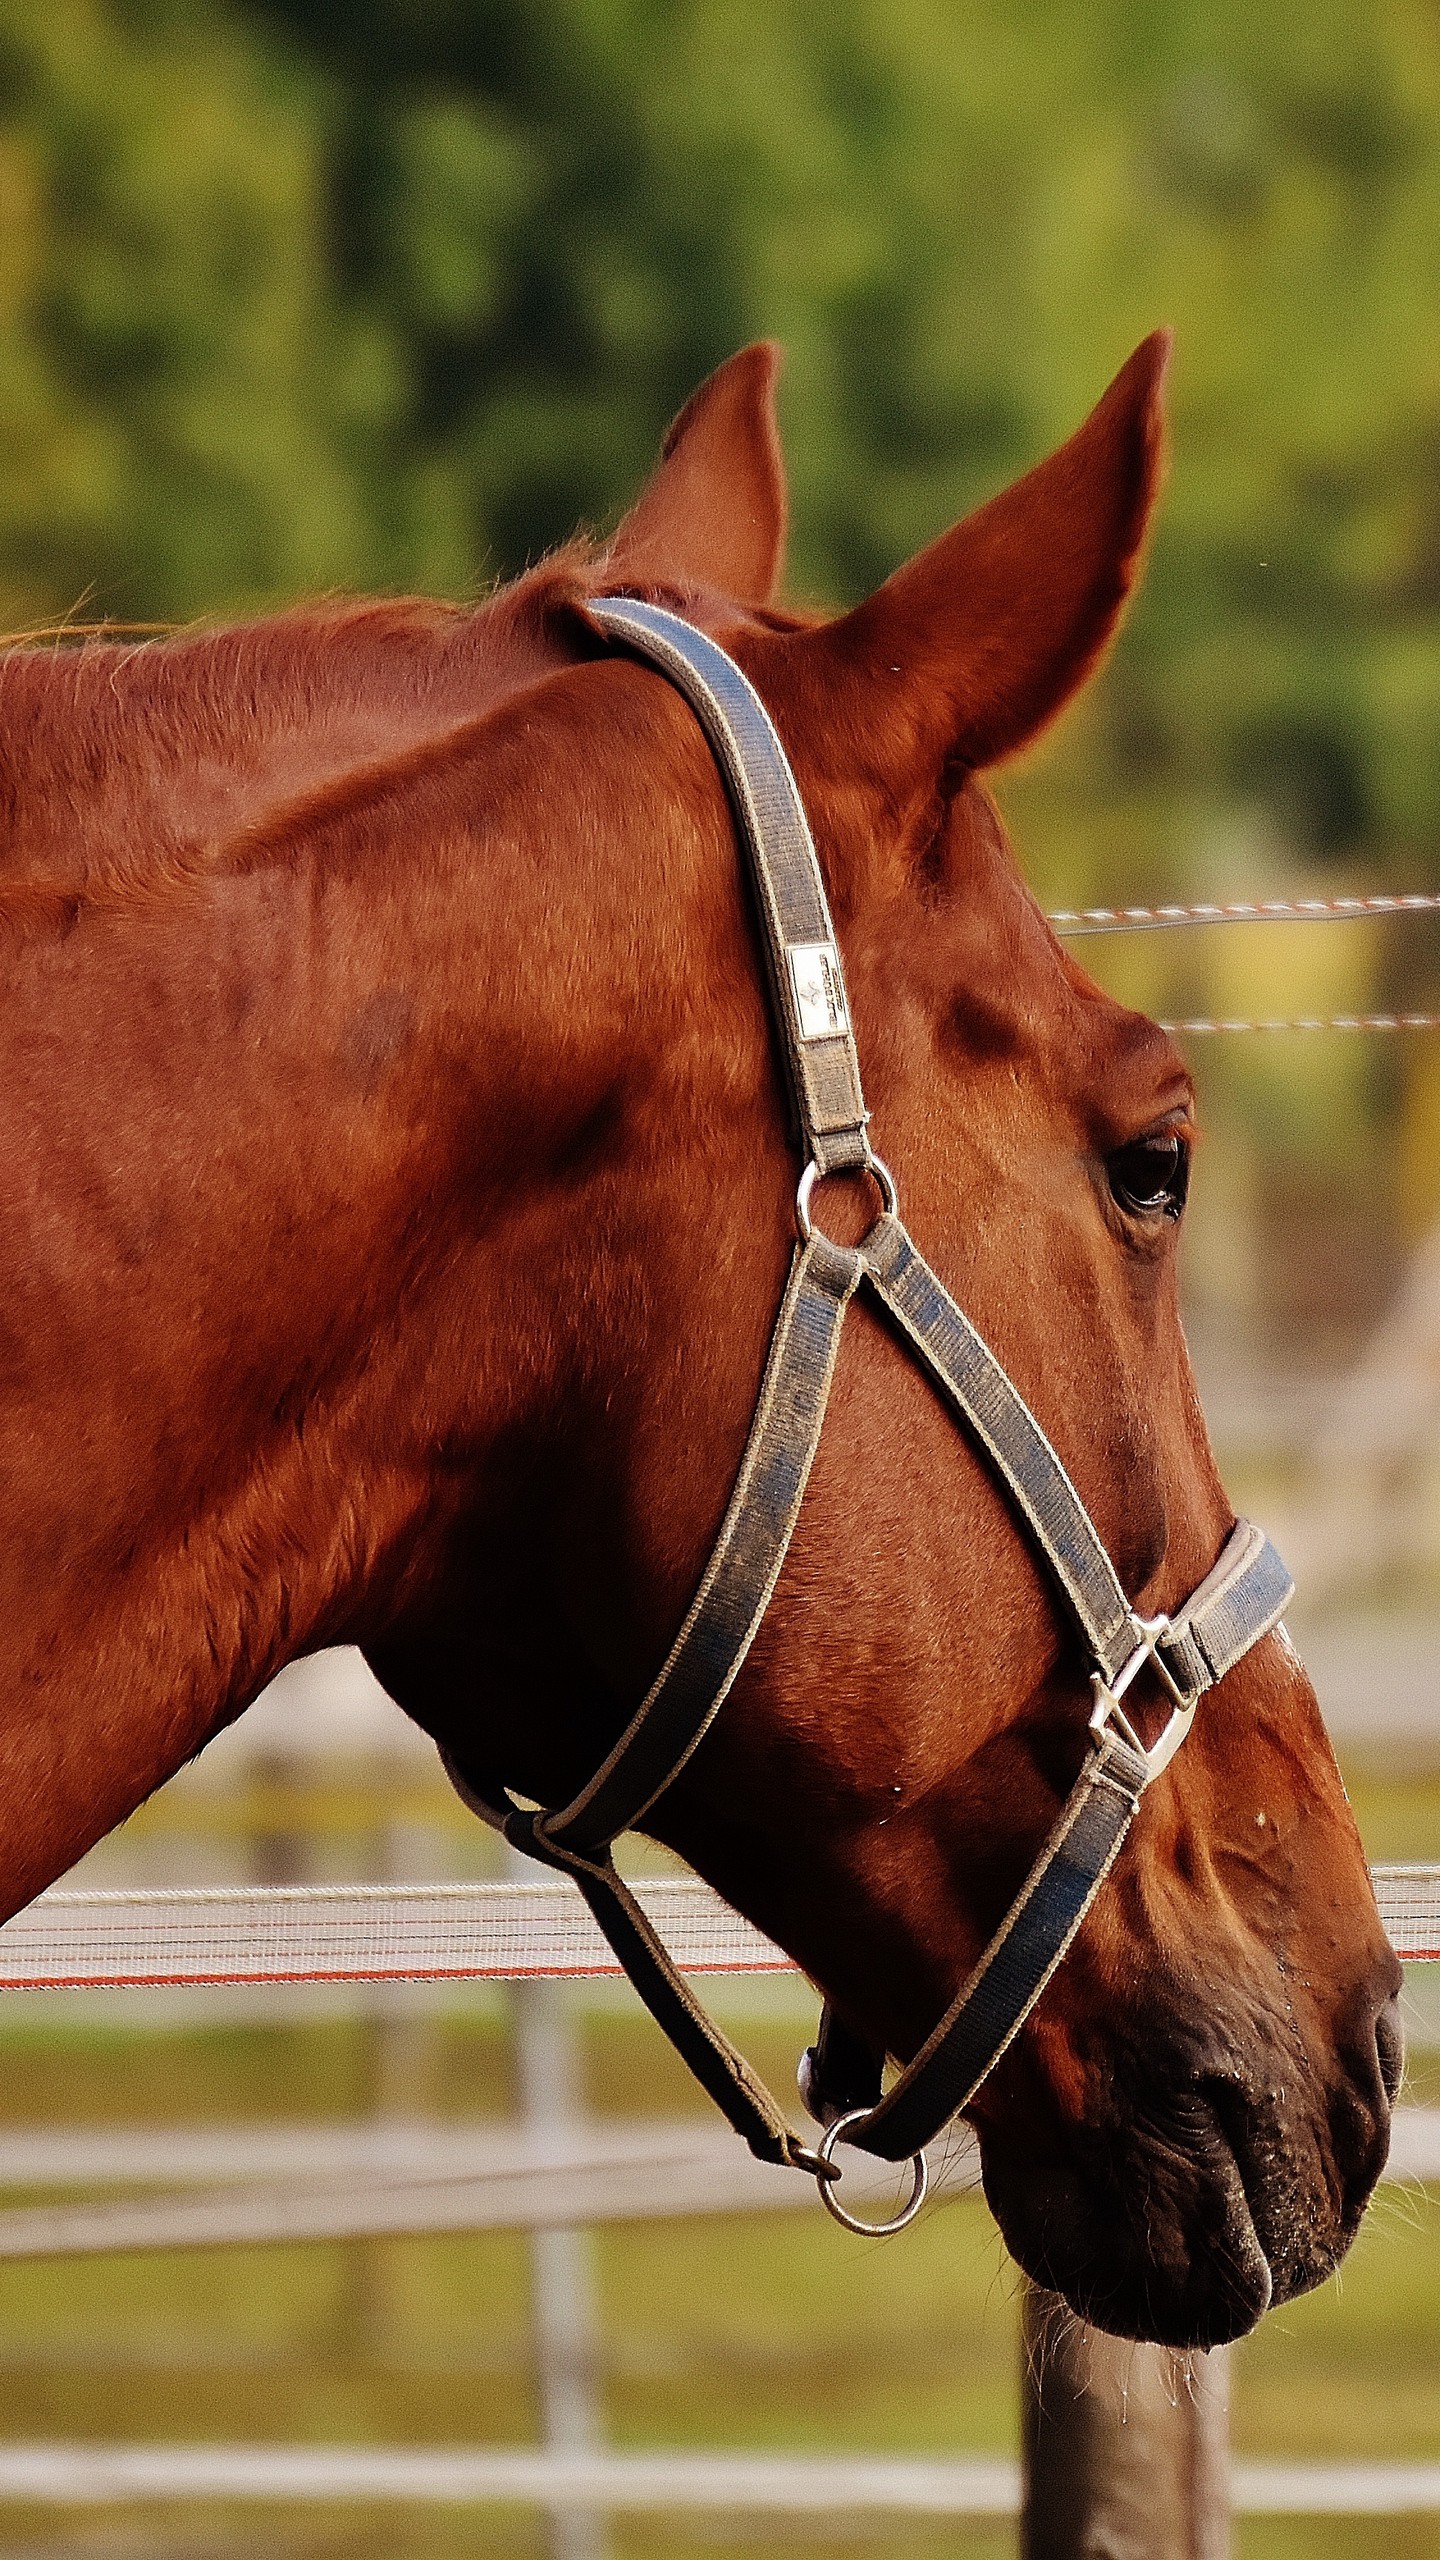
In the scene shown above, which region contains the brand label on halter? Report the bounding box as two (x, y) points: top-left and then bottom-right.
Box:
(788, 942), (850, 1043)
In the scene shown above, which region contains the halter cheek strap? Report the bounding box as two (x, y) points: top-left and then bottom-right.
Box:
(444, 596), (1294, 2225)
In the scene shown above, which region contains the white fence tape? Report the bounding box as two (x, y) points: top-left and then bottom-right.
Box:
(1375, 1866), (1440, 1962)
(0, 1866), (1431, 1988)
(0, 2110), (1435, 2263)
(0, 1875), (785, 1988)
(0, 2120), (978, 2259)
(0, 2442), (1434, 2514)
(1162, 1013), (1440, 1035)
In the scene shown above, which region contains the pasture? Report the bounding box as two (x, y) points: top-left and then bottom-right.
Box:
(0, 1732), (1427, 2560)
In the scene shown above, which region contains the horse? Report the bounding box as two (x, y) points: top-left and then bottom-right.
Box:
(0, 332), (1400, 2348)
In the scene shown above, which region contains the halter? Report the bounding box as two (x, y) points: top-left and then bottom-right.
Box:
(444, 598), (1294, 2236)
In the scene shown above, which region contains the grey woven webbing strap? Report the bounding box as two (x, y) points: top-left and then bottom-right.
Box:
(795, 1216), (1293, 2160)
(847, 1730), (1151, 2160)
(860, 1215), (1139, 1687)
(860, 1217), (1294, 1703)
(508, 1824), (815, 2167)
(441, 1234), (865, 2171)
(1160, 1518), (1295, 1695)
(589, 597), (870, 1176)
(539, 1232), (863, 1857)
(439, 1760), (817, 2168)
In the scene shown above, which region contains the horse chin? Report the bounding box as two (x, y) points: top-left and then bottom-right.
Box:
(974, 2076), (1374, 2350)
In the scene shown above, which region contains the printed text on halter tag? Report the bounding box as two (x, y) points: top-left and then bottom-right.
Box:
(788, 943), (850, 1043)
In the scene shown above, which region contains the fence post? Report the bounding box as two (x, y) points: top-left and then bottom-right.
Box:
(1021, 2281), (1231, 2560)
(508, 1837), (610, 2560)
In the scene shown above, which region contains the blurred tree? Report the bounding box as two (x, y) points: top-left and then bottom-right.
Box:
(0, 0), (375, 620)
(5, 0), (1440, 894)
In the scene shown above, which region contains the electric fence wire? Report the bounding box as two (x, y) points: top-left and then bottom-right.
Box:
(1161, 1013), (1440, 1035)
(1049, 892), (1440, 933)
(1046, 890), (1440, 1030)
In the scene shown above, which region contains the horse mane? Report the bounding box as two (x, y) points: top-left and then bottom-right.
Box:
(0, 544), (711, 927)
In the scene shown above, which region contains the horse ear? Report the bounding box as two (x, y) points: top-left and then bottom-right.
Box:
(804, 333), (1170, 781)
(605, 343), (788, 605)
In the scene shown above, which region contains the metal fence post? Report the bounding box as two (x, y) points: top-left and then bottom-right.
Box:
(508, 1843), (610, 2560)
(1021, 2281), (1231, 2560)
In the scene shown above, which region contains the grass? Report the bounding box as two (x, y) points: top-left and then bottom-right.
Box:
(0, 2005), (1424, 2557)
(0, 2002), (1025, 2555)
(1234, 2195), (1440, 2460)
(0, 1754), (1430, 2556)
(0, 2516), (1020, 2560)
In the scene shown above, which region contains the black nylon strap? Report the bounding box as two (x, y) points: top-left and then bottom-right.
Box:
(590, 598), (871, 1176)
(439, 1759), (818, 2166)
(800, 1229), (1292, 2150)
(850, 1731), (1149, 2161)
(860, 1218), (1293, 1705)
(507, 1816), (815, 2167)
(1162, 1519), (1295, 1695)
(541, 1233), (862, 1856)
(860, 1216), (1139, 1685)
(799, 2003), (886, 2127)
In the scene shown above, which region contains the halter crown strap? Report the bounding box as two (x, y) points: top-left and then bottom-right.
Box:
(447, 598), (1296, 2205)
(589, 597), (871, 1178)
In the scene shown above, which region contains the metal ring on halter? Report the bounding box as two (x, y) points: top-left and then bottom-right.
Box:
(814, 2109), (928, 2237)
(795, 1153), (899, 1246)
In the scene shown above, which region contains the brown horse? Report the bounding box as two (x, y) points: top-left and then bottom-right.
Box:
(0, 335), (1399, 2346)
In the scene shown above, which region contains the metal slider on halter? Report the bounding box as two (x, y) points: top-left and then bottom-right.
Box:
(442, 596), (1295, 2239)
(1088, 1613), (1196, 1784)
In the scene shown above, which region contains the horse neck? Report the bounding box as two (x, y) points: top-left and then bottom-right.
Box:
(0, 588), (577, 905)
(0, 645), (774, 1906)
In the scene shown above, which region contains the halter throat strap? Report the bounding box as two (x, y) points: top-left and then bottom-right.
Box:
(445, 596), (1295, 2205)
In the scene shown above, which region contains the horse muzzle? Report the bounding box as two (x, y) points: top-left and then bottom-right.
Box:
(972, 1978), (1403, 2349)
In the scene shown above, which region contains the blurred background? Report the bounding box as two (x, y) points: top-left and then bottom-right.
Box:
(2, 0), (1440, 2553)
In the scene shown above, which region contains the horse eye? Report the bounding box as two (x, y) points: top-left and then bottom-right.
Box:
(1107, 1132), (1189, 1220)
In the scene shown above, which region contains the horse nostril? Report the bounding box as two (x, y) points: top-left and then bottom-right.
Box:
(1375, 1996), (1405, 2107)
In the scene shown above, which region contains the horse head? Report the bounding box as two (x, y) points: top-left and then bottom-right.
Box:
(378, 337), (1397, 2348)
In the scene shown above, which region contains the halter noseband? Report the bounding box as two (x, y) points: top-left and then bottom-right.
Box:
(444, 599), (1293, 2235)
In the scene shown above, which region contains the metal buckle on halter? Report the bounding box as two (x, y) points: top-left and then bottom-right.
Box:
(1087, 1613), (1196, 1787)
(812, 2109), (929, 2237)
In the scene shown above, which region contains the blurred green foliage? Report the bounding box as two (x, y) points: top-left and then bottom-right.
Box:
(3, 0), (1440, 871)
